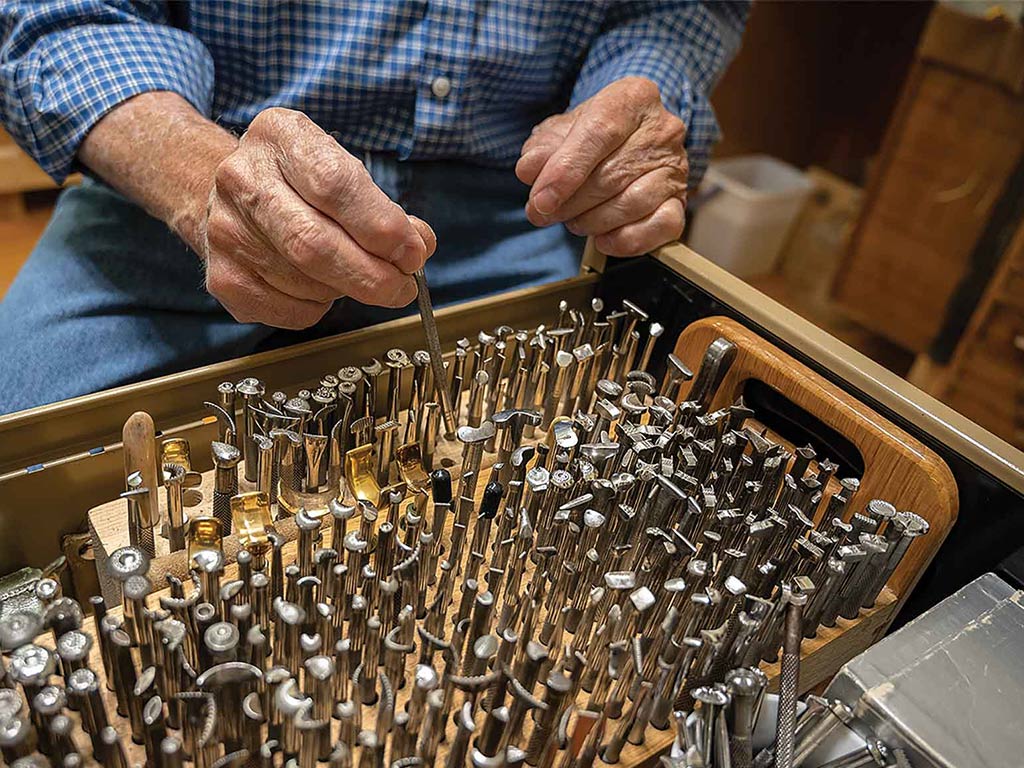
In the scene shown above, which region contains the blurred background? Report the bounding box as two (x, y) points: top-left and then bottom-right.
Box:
(2, 1), (1022, 451)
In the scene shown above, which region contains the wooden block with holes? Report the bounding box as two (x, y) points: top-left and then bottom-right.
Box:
(80, 315), (957, 767)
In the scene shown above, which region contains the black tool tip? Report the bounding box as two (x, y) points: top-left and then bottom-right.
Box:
(430, 469), (452, 504)
(480, 481), (505, 519)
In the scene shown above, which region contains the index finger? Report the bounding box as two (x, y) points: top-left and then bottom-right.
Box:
(528, 107), (640, 216)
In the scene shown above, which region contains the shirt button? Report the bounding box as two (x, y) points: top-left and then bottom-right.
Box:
(431, 76), (452, 99)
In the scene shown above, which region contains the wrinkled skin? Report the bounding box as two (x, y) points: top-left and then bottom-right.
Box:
(516, 77), (689, 258)
(202, 108), (436, 329)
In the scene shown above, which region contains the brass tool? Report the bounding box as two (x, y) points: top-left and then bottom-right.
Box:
(161, 438), (192, 472)
(187, 516), (223, 566)
(412, 268), (457, 440)
(395, 441), (431, 514)
(345, 444), (382, 506)
(232, 492), (273, 570)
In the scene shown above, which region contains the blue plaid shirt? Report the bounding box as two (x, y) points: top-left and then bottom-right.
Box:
(1, 1), (746, 186)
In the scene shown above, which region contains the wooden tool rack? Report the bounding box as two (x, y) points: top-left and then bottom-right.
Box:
(78, 309), (957, 766)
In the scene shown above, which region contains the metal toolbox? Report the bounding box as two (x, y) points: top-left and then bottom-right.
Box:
(826, 572), (1024, 768)
(1, 242), (1023, 766)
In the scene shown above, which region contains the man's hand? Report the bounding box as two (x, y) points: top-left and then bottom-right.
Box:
(79, 95), (434, 330)
(203, 108), (435, 329)
(515, 77), (688, 257)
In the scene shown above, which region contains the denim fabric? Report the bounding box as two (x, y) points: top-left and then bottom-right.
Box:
(0, 156), (582, 414)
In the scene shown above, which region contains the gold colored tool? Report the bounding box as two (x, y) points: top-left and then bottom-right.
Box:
(232, 492), (272, 545)
(345, 444), (382, 506)
(160, 438), (192, 471)
(395, 442), (429, 492)
(396, 442), (430, 514)
(232, 491), (273, 569)
(186, 515), (223, 561)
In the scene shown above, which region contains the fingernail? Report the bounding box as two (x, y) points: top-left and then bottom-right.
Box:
(518, 149), (538, 165)
(532, 187), (560, 216)
(391, 242), (425, 273)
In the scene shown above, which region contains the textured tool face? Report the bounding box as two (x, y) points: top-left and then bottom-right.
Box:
(205, 622), (240, 655)
(211, 440), (241, 468)
(8, 644), (54, 683)
(0, 714), (32, 745)
(197, 662), (263, 689)
(109, 546), (149, 581)
(31, 684), (66, 714)
(235, 378), (264, 397)
(0, 688), (22, 720)
(163, 462), (187, 487)
(55, 628), (91, 661)
(191, 549), (224, 576)
(0, 611), (42, 652)
(43, 598), (83, 634)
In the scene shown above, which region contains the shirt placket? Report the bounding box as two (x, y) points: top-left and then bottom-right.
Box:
(412, 0), (475, 153)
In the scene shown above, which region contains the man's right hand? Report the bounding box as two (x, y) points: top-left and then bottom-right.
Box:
(201, 108), (435, 329)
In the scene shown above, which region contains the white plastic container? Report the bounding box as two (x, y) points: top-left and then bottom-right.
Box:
(688, 155), (813, 278)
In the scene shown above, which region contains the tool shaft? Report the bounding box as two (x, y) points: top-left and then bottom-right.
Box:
(413, 269), (457, 439)
(774, 599), (805, 768)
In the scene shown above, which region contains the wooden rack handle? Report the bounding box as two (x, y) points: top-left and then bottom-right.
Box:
(674, 317), (958, 604)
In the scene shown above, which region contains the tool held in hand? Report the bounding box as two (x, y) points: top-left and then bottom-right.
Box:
(413, 268), (457, 440)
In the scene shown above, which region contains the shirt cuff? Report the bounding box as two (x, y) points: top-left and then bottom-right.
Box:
(9, 23), (214, 183)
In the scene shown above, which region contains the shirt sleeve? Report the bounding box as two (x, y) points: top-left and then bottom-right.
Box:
(570, 1), (749, 187)
(0, 0), (215, 183)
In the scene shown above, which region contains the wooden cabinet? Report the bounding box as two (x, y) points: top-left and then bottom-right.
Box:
(833, 4), (1024, 353)
(926, 217), (1024, 449)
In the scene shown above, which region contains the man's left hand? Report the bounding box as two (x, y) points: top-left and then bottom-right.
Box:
(516, 77), (689, 257)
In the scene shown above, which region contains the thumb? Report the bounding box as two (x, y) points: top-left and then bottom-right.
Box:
(408, 215), (437, 261)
